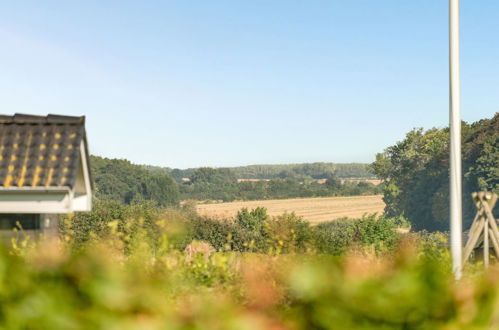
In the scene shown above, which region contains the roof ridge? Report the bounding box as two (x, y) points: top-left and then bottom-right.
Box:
(0, 113), (85, 125)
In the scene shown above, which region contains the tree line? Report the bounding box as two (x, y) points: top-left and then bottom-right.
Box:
(180, 167), (381, 201)
(90, 156), (180, 207)
(91, 156), (380, 205)
(144, 162), (375, 182)
(371, 112), (499, 231)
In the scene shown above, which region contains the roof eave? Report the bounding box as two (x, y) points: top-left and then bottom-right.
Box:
(0, 187), (71, 193)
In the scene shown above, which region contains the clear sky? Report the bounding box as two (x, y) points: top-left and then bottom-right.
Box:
(0, 1), (498, 168)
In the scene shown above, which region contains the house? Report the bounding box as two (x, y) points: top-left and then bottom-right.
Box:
(0, 114), (92, 237)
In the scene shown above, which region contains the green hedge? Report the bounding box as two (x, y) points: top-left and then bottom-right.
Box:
(312, 215), (400, 255)
(64, 202), (401, 256)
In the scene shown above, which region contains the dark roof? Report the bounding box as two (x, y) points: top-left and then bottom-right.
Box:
(0, 114), (87, 188)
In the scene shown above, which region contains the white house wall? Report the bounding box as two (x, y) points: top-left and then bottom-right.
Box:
(0, 191), (73, 213)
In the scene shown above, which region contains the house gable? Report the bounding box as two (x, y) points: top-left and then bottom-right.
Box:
(0, 114), (92, 213)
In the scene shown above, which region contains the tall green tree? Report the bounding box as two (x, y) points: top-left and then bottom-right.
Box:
(371, 113), (499, 231)
(90, 156), (179, 207)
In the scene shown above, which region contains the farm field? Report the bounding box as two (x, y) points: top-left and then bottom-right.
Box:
(196, 194), (385, 224)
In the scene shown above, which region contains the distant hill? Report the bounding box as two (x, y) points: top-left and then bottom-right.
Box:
(90, 156), (179, 206)
(92, 158), (379, 204)
(229, 163), (374, 180)
(143, 162), (374, 183)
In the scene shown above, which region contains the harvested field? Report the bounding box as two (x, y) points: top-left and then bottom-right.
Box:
(196, 195), (385, 224)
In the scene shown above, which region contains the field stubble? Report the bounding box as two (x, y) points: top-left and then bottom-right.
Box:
(196, 195), (385, 224)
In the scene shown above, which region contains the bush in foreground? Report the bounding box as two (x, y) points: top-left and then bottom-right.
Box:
(2, 229), (499, 329)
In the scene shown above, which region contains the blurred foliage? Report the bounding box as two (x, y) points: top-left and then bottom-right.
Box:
(371, 112), (499, 231)
(1, 212), (499, 329)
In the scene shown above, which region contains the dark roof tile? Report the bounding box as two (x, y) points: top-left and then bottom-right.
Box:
(0, 113), (88, 188)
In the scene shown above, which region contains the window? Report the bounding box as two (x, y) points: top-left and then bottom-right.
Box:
(0, 214), (41, 230)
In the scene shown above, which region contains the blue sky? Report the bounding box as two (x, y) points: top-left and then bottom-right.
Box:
(0, 1), (498, 168)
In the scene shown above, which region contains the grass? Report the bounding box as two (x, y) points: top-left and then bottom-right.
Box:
(196, 195), (385, 224)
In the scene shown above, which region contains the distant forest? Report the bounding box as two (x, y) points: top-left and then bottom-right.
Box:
(90, 156), (180, 207)
(144, 162), (374, 183)
(91, 158), (379, 204)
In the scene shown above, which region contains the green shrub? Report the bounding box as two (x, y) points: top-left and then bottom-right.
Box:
(60, 200), (190, 253)
(191, 209), (312, 253)
(354, 214), (400, 252)
(313, 214), (400, 255)
(411, 230), (450, 264)
(64, 203), (400, 257)
(190, 217), (262, 252)
(264, 212), (312, 253)
(313, 219), (357, 255)
(60, 200), (148, 249)
(235, 207), (268, 232)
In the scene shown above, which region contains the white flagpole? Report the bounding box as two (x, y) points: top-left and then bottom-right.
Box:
(449, 0), (462, 279)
